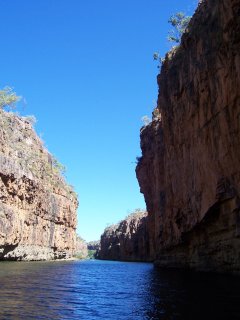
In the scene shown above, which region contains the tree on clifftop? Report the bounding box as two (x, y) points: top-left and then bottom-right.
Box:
(153, 12), (191, 67)
(167, 12), (191, 43)
(0, 87), (21, 110)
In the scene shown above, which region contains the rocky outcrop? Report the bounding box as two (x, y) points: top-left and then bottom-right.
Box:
(98, 211), (153, 261)
(136, 0), (240, 274)
(0, 110), (78, 260)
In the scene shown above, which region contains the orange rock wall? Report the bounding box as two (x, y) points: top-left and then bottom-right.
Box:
(0, 111), (78, 260)
(98, 211), (153, 261)
(136, 0), (240, 274)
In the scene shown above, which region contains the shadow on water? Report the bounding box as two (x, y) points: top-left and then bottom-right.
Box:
(0, 260), (239, 319)
(145, 267), (240, 320)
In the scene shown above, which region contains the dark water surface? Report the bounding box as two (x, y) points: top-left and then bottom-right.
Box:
(0, 260), (239, 319)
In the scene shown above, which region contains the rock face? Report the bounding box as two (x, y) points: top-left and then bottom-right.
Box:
(87, 240), (100, 251)
(98, 211), (153, 261)
(87, 241), (100, 259)
(0, 110), (78, 260)
(75, 236), (88, 259)
(136, 0), (240, 274)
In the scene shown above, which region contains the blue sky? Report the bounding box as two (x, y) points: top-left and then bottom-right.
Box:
(0, 0), (198, 241)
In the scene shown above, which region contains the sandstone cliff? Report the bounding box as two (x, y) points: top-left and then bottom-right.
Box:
(136, 0), (240, 274)
(0, 110), (78, 260)
(98, 211), (153, 261)
(87, 240), (100, 251)
(75, 236), (88, 259)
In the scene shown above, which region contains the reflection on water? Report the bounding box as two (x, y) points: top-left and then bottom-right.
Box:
(0, 260), (239, 319)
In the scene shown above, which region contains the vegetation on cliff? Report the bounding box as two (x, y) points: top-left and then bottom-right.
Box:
(0, 87), (21, 110)
(0, 87), (76, 198)
(153, 11), (191, 69)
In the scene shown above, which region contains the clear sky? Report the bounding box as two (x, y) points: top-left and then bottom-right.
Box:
(0, 0), (198, 241)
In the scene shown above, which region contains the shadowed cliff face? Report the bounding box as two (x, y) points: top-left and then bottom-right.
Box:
(87, 240), (100, 251)
(136, 0), (240, 274)
(0, 110), (78, 260)
(98, 211), (153, 262)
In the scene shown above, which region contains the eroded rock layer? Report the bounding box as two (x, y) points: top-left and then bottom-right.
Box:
(98, 211), (153, 261)
(136, 0), (240, 274)
(0, 110), (78, 260)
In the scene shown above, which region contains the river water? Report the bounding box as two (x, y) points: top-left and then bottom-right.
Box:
(0, 260), (239, 319)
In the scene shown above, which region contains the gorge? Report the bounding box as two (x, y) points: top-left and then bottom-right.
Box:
(1, 0), (240, 318)
(0, 0), (239, 275)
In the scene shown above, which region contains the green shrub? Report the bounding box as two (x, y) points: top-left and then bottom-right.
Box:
(167, 12), (191, 43)
(154, 12), (191, 68)
(23, 115), (37, 126)
(88, 250), (96, 259)
(75, 253), (87, 260)
(141, 115), (151, 126)
(52, 155), (66, 175)
(0, 87), (21, 110)
(153, 52), (165, 68)
(125, 208), (146, 220)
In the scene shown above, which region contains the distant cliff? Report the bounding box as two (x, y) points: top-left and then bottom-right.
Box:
(87, 240), (100, 251)
(136, 0), (240, 274)
(0, 110), (78, 260)
(75, 236), (88, 259)
(98, 211), (153, 261)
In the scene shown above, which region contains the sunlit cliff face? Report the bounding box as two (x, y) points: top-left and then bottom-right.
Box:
(0, 110), (78, 260)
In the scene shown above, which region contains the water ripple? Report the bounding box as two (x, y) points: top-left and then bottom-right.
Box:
(0, 260), (239, 319)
